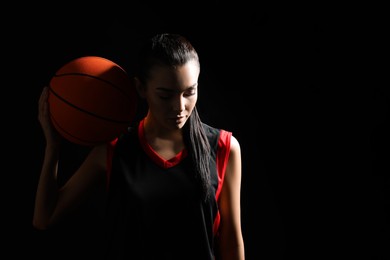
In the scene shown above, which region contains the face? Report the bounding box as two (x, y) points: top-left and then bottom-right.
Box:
(138, 61), (199, 131)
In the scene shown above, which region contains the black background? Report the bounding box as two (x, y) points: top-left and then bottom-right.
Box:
(3, 1), (388, 259)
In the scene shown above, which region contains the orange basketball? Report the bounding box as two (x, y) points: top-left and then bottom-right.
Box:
(48, 56), (138, 146)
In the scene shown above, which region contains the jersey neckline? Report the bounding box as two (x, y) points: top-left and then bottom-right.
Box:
(138, 118), (188, 169)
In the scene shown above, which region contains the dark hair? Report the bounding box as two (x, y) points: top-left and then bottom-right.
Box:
(135, 33), (211, 200)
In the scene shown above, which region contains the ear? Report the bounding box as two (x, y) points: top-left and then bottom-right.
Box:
(134, 77), (146, 98)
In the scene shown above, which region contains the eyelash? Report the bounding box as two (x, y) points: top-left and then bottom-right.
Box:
(159, 91), (196, 99)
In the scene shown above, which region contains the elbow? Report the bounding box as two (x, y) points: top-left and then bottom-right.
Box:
(32, 218), (50, 231)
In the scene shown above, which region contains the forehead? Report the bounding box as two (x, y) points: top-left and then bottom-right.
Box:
(147, 61), (200, 89)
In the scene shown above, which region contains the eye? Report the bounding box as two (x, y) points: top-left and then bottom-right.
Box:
(159, 95), (172, 100)
(157, 91), (174, 100)
(184, 88), (197, 97)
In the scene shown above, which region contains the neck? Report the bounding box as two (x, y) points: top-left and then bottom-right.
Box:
(143, 115), (182, 141)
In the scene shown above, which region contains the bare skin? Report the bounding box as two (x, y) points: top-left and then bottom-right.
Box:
(33, 61), (245, 259)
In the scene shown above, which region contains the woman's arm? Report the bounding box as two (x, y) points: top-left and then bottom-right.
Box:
(217, 135), (245, 259)
(32, 87), (108, 230)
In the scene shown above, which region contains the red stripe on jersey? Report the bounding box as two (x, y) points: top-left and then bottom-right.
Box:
(138, 119), (188, 169)
(213, 129), (232, 235)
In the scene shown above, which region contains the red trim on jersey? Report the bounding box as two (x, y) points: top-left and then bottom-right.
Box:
(213, 129), (232, 236)
(138, 119), (188, 169)
(105, 120), (233, 237)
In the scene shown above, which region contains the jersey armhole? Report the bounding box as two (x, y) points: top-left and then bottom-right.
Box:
(213, 129), (232, 235)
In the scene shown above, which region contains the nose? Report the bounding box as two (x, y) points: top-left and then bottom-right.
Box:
(172, 94), (185, 113)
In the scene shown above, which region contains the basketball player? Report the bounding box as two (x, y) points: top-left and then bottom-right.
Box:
(33, 33), (245, 260)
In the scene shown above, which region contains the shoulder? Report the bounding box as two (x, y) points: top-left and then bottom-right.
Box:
(229, 135), (241, 157)
(224, 134), (241, 182)
(216, 128), (240, 162)
(114, 123), (139, 146)
(201, 122), (240, 157)
(201, 122), (231, 140)
(201, 122), (219, 136)
(201, 122), (238, 146)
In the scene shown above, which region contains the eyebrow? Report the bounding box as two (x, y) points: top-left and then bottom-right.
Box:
(156, 83), (198, 92)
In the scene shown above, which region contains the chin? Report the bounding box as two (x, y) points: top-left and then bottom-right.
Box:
(167, 117), (187, 130)
(173, 122), (185, 130)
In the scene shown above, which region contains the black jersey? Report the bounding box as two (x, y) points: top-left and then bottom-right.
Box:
(104, 118), (232, 260)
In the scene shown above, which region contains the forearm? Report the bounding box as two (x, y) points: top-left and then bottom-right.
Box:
(216, 222), (245, 260)
(32, 144), (60, 230)
(218, 240), (245, 260)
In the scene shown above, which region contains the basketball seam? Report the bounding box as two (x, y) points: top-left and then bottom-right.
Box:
(53, 73), (135, 101)
(48, 84), (133, 124)
(50, 114), (108, 145)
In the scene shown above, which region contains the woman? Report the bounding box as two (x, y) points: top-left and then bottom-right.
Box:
(33, 33), (245, 259)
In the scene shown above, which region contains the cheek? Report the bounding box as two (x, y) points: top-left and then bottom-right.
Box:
(148, 97), (166, 111)
(191, 97), (198, 107)
(189, 93), (198, 105)
(144, 95), (159, 110)
(186, 96), (197, 110)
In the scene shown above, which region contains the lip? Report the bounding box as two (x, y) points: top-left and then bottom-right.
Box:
(170, 115), (185, 123)
(170, 115), (185, 119)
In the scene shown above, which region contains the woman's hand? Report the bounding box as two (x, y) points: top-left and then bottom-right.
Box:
(38, 86), (61, 146)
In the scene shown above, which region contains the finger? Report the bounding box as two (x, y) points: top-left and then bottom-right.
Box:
(38, 87), (49, 120)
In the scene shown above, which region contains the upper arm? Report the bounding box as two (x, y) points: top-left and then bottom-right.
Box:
(52, 144), (108, 223)
(217, 135), (245, 257)
(218, 135), (242, 229)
